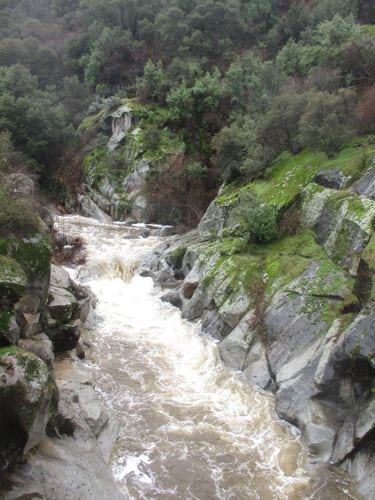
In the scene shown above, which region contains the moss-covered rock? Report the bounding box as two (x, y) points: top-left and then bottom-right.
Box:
(0, 347), (58, 478)
(302, 184), (375, 274)
(0, 234), (51, 280)
(0, 255), (27, 301)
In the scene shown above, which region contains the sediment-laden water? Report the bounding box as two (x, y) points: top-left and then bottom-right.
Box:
(58, 215), (358, 500)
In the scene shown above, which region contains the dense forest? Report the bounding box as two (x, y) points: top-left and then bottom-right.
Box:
(0, 0), (374, 224)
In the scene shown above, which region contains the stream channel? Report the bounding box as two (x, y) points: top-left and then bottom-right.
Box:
(59, 215), (359, 500)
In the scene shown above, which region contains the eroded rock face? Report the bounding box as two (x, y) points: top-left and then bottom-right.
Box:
(0, 348), (58, 478)
(107, 105), (132, 151)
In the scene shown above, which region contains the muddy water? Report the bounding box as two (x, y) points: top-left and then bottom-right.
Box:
(58, 215), (358, 500)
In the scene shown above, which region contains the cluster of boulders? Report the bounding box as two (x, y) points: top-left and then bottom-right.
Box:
(0, 255), (91, 475)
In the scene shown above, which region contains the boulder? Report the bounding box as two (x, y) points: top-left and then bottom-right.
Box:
(161, 289), (183, 310)
(218, 287), (251, 329)
(201, 309), (231, 340)
(108, 104), (132, 151)
(78, 193), (113, 223)
(302, 184), (375, 274)
(0, 347), (57, 478)
(47, 286), (78, 324)
(313, 168), (348, 190)
(50, 264), (72, 290)
(0, 314), (19, 346)
(47, 319), (81, 352)
(3, 356), (122, 500)
(18, 333), (54, 366)
(243, 355), (272, 390)
(197, 201), (228, 240)
(0, 256), (27, 305)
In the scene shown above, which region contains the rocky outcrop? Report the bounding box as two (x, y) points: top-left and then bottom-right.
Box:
(107, 104), (132, 151)
(2, 354), (122, 500)
(77, 100), (185, 223)
(45, 265), (93, 353)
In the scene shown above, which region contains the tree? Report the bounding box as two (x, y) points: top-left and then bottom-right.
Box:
(138, 60), (166, 103)
(212, 118), (257, 182)
(299, 89), (356, 156)
(167, 68), (224, 125)
(0, 131), (13, 173)
(226, 52), (285, 113)
(0, 65), (74, 168)
(257, 92), (308, 155)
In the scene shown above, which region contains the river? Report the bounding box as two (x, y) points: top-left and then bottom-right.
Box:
(58, 215), (358, 500)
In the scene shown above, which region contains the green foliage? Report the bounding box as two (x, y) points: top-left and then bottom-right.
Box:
(142, 127), (162, 151)
(299, 89), (356, 156)
(138, 60), (166, 103)
(225, 52), (285, 114)
(212, 118), (257, 182)
(232, 190), (278, 244)
(276, 14), (364, 76)
(257, 92), (308, 155)
(0, 65), (74, 168)
(167, 68), (224, 124)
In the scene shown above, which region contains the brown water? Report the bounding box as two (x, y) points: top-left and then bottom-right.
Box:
(59, 215), (358, 500)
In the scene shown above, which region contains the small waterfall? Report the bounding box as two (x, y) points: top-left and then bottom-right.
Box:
(58, 215), (358, 500)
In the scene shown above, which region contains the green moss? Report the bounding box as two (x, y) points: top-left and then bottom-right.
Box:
(0, 235), (51, 278)
(217, 137), (375, 212)
(0, 255), (27, 290)
(169, 246), (187, 269)
(196, 229), (356, 335)
(362, 24), (375, 38)
(0, 345), (19, 357)
(0, 188), (40, 237)
(264, 232), (318, 294)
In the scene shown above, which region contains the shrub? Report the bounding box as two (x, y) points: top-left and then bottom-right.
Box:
(232, 191), (278, 244)
(143, 127), (162, 151)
